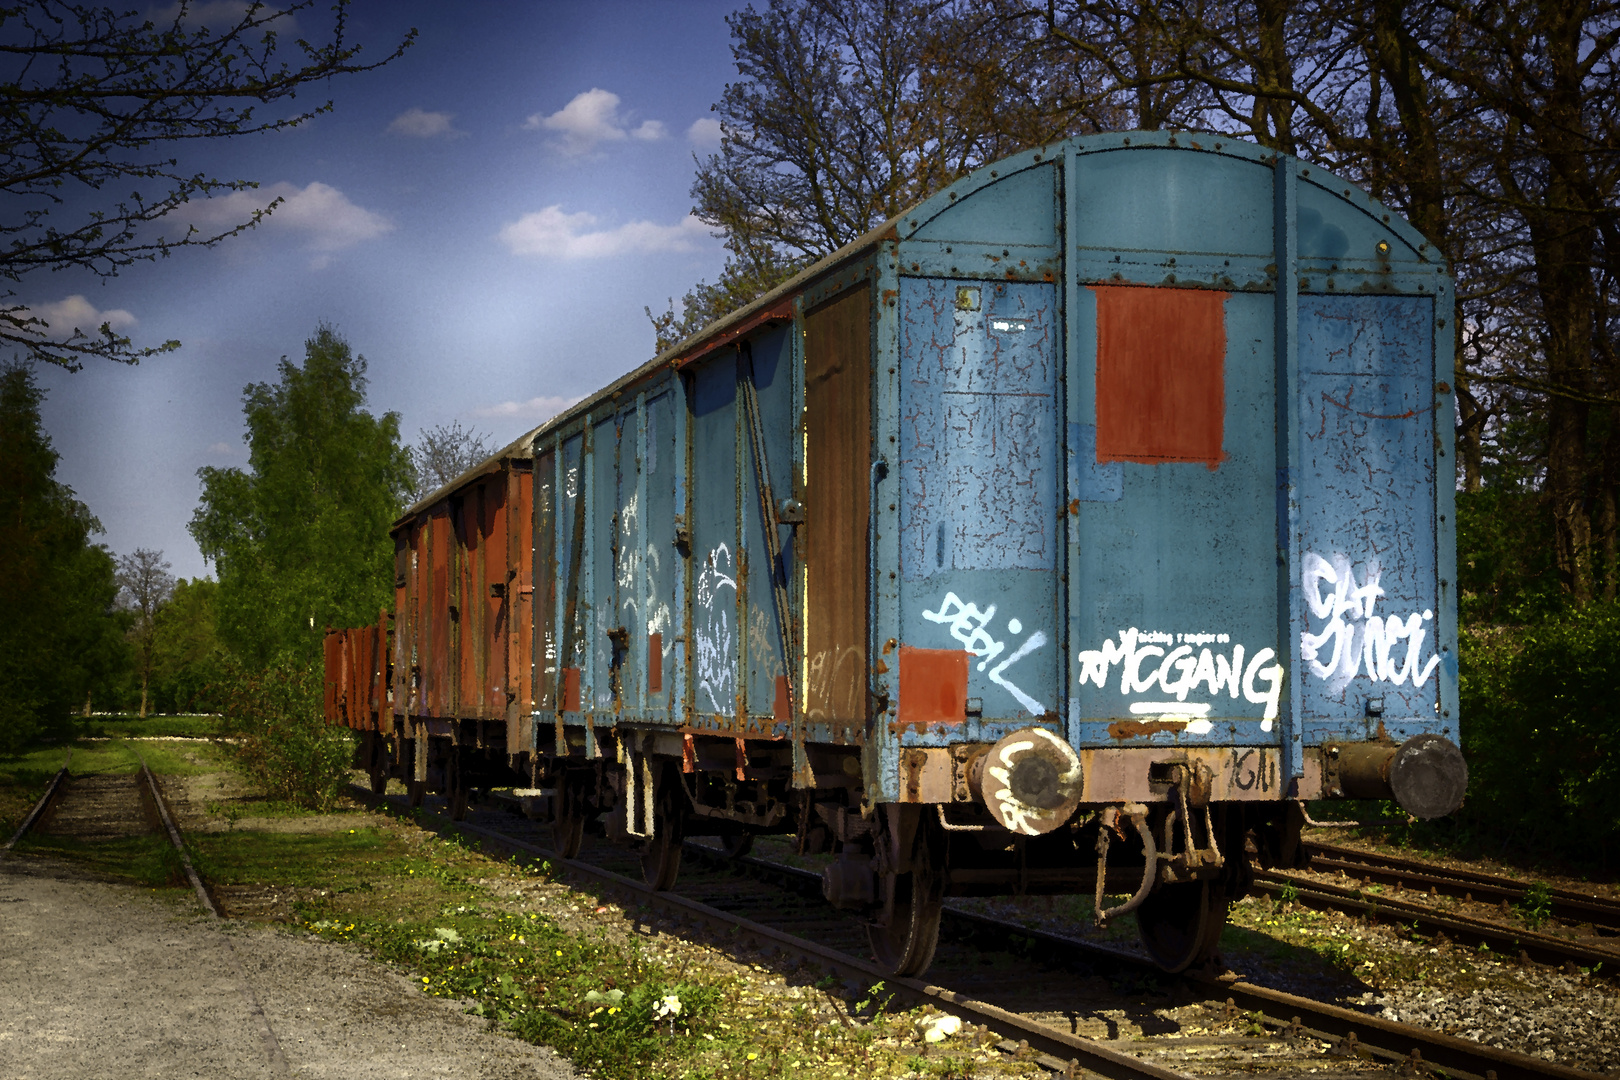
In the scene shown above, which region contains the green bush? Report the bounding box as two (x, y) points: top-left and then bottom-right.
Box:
(1459, 606), (1620, 865)
(214, 656), (353, 810)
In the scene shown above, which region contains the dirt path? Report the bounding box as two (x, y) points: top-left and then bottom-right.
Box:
(0, 855), (578, 1079)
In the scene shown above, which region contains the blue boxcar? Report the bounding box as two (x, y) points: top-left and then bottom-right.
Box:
(360, 132), (1466, 977)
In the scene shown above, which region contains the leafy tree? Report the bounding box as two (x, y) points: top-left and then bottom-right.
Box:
(115, 547), (175, 717)
(190, 325), (412, 667)
(0, 1), (414, 369)
(691, 0), (1070, 264)
(646, 241), (807, 354)
(409, 419), (493, 503)
(0, 361), (127, 749)
(149, 577), (226, 714)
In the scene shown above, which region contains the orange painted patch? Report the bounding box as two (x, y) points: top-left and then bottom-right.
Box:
(561, 667), (581, 713)
(897, 646), (969, 731)
(1092, 285), (1228, 468)
(773, 675), (791, 719)
(647, 633), (663, 693)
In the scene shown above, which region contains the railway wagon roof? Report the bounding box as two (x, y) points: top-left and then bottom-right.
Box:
(395, 130), (1444, 529)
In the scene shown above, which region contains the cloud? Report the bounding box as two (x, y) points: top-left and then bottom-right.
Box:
(522, 88), (666, 156)
(15, 295), (137, 340)
(387, 107), (461, 138)
(179, 181), (392, 253)
(472, 395), (583, 423)
(497, 206), (712, 259)
(205, 440), (244, 459)
(687, 117), (723, 147)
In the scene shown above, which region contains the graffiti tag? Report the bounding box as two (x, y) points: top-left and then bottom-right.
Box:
(1076, 627), (1284, 728)
(920, 591), (1048, 715)
(1300, 552), (1439, 695)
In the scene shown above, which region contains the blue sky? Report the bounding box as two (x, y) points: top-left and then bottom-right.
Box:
(30, 0), (743, 580)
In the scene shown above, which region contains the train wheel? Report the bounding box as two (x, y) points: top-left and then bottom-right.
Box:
(868, 813), (944, 977)
(1135, 880), (1229, 973)
(869, 863), (944, 976)
(551, 778), (586, 859)
(640, 774), (684, 891)
(719, 831), (753, 859)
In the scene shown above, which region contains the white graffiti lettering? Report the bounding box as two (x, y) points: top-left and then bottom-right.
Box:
(920, 591), (1005, 670)
(1077, 628), (1283, 727)
(920, 591), (1048, 715)
(694, 544), (737, 715)
(986, 738), (1038, 835)
(1300, 552), (1439, 694)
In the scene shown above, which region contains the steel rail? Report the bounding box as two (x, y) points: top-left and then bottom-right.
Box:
(136, 755), (220, 919)
(2, 749), (71, 854)
(689, 843), (1606, 1080)
(1252, 870), (1620, 972)
(1303, 840), (1620, 932)
(370, 788), (1603, 1080)
(141, 754), (289, 1075)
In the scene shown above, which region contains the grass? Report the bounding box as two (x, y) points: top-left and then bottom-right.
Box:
(79, 714), (216, 739)
(13, 830), (187, 889)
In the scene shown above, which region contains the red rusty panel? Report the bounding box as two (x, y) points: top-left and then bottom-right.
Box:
(533, 451), (555, 714)
(803, 285), (871, 725)
(561, 667), (581, 713)
(376, 609), (394, 734)
(509, 462), (535, 744)
(346, 629), (365, 730)
(392, 532), (411, 719)
(484, 477), (507, 719)
(428, 510), (452, 717)
(647, 632), (663, 694)
(322, 630), (343, 724)
(896, 646), (969, 731)
(453, 489), (480, 720)
(772, 673), (789, 719)
(1092, 285), (1228, 468)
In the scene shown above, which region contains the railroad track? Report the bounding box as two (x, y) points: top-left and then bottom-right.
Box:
(1, 749), (71, 853)
(370, 786), (1604, 1080)
(1248, 844), (1620, 973)
(1302, 840), (1620, 934)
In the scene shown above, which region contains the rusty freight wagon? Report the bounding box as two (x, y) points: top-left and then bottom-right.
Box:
(325, 428), (542, 818)
(329, 132), (1466, 978)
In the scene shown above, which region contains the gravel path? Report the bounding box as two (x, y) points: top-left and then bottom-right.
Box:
(0, 855), (578, 1079)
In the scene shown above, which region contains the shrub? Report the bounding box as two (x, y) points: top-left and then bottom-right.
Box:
(1458, 606), (1620, 865)
(214, 656), (353, 810)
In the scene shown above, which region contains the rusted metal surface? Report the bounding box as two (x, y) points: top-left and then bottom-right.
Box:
(1092, 284), (1228, 467)
(802, 285), (871, 728)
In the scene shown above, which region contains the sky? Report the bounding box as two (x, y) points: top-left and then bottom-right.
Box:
(26, 0), (744, 581)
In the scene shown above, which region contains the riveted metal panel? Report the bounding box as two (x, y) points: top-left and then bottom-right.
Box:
(1067, 289), (1281, 748)
(639, 387), (681, 723)
(534, 448), (556, 715)
(689, 356), (742, 725)
(1070, 147), (1274, 258)
(803, 285), (871, 730)
(558, 430), (587, 724)
(742, 326), (796, 720)
(426, 510), (452, 718)
(591, 416), (618, 716)
(896, 277), (1061, 742)
(1296, 294), (1442, 743)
